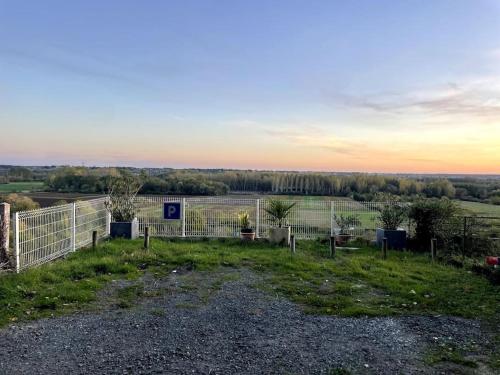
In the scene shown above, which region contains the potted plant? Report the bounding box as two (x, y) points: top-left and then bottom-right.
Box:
(264, 199), (296, 245)
(238, 212), (255, 241)
(105, 175), (142, 239)
(376, 201), (408, 250)
(334, 214), (361, 245)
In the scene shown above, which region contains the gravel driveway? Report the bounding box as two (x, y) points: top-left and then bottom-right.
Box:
(0, 269), (492, 374)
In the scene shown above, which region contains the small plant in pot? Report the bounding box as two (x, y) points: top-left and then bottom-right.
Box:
(238, 212), (255, 241)
(334, 214), (361, 245)
(105, 175), (142, 239)
(264, 199), (296, 245)
(376, 200), (408, 250)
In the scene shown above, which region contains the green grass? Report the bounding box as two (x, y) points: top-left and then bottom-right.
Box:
(0, 181), (45, 193)
(0, 238), (499, 328)
(457, 200), (500, 217)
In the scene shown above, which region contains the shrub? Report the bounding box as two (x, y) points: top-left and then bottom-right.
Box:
(378, 198), (408, 230)
(334, 214), (361, 235)
(264, 199), (296, 228)
(1, 193), (39, 212)
(408, 198), (461, 251)
(105, 175), (142, 222)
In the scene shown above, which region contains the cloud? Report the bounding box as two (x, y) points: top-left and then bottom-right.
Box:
(323, 79), (500, 122)
(0, 47), (152, 89)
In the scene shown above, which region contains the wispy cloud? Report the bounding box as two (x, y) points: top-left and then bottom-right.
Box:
(0, 47), (152, 89)
(323, 78), (500, 122)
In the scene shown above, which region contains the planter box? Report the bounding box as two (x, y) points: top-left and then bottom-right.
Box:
(269, 227), (291, 246)
(110, 219), (139, 239)
(240, 231), (256, 241)
(376, 228), (407, 250)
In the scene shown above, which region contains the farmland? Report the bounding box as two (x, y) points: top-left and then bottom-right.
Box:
(0, 181), (45, 193)
(457, 200), (500, 217)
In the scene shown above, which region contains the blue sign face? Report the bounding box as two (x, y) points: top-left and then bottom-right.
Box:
(163, 202), (182, 220)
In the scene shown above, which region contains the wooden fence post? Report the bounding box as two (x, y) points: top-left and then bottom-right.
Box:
(330, 236), (336, 258)
(431, 238), (437, 261)
(92, 230), (98, 249)
(290, 235), (296, 254)
(382, 237), (388, 260)
(144, 226), (150, 249)
(0, 203), (10, 261)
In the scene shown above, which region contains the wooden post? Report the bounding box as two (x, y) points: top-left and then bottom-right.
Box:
(290, 234), (296, 254)
(431, 238), (437, 261)
(0, 203), (10, 261)
(382, 237), (387, 260)
(92, 230), (98, 249)
(144, 226), (150, 249)
(462, 216), (467, 257)
(330, 236), (336, 258)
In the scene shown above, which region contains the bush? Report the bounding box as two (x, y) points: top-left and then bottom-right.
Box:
(408, 198), (461, 251)
(1, 193), (39, 212)
(377, 198), (408, 230)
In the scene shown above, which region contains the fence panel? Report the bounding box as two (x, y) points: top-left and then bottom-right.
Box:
(331, 200), (388, 239)
(16, 204), (74, 271)
(75, 198), (109, 248)
(134, 196), (184, 237)
(185, 198), (257, 237)
(259, 199), (332, 239)
(15, 198), (109, 271)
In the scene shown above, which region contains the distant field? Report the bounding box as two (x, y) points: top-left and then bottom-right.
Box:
(0, 181), (45, 193)
(456, 200), (500, 217)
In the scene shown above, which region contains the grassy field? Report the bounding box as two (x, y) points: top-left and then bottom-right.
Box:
(0, 181), (45, 193)
(457, 200), (500, 217)
(1, 238), (498, 329)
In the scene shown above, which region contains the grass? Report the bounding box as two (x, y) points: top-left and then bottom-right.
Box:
(0, 181), (45, 193)
(457, 200), (500, 217)
(0, 238), (499, 329)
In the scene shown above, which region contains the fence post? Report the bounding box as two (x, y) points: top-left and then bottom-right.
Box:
(330, 236), (336, 258)
(431, 238), (437, 261)
(144, 227), (150, 249)
(290, 234), (296, 253)
(92, 230), (98, 249)
(256, 199), (260, 238)
(71, 202), (76, 251)
(382, 237), (387, 260)
(0, 203), (10, 261)
(462, 216), (467, 256)
(14, 212), (20, 273)
(330, 201), (334, 236)
(181, 198), (186, 237)
(106, 211), (111, 236)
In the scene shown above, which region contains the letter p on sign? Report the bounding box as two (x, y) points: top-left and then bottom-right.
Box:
(163, 202), (182, 220)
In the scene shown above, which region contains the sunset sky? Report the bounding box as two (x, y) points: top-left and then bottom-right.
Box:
(0, 0), (499, 173)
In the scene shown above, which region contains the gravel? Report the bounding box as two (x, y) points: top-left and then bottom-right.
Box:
(0, 269), (490, 374)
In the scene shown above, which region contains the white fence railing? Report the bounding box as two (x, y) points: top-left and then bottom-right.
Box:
(134, 196), (392, 240)
(14, 198), (110, 272)
(13, 196), (397, 272)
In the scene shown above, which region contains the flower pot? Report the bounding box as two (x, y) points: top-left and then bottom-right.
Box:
(240, 230), (256, 241)
(335, 234), (351, 246)
(268, 227), (291, 246)
(376, 228), (407, 250)
(110, 218), (139, 239)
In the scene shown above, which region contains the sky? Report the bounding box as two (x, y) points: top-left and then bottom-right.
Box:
(0, 0), (499, 174)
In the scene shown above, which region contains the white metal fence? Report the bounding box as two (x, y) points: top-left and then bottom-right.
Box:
(14, 198), (110, 272)
(12, 196), (396, 272)
(134, 196), (392, 240)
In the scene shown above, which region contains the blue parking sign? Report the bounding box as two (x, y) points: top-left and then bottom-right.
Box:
(163, 202), (182, 220)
